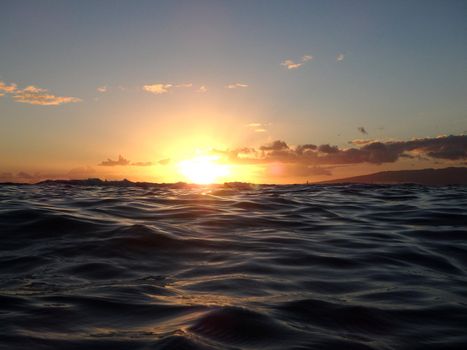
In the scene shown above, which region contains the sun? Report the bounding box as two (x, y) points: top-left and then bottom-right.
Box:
(178, 155), (230, 184)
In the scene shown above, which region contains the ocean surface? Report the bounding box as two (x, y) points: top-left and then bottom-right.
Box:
(1, 183), (466, 350)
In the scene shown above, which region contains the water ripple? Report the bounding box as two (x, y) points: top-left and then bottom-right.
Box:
(0, 184), (466, 349)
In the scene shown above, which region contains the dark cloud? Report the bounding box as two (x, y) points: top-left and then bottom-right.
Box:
(99, 155), (130, 166)
(260, 140), (289, 152)
(296, 144), (317, 154)
(227, 135), (467, 167)
(358, 127), (368, 135)
(158, 158), (171, 165)
(99, 156), (154, 166)
(318, 144), (339, 154)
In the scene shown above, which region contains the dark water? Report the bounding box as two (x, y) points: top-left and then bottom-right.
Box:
(1, 184), (467, 350)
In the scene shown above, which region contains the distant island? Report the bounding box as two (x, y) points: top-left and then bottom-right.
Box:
(0, 167), (465, 187)
(318, 167), (467, 186)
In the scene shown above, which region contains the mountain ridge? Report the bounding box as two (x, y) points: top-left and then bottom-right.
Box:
(318, 167), (467, 185)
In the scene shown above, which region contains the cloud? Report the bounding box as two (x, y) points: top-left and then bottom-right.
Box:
(197, 85), (208, 93)
(99, 155), (154, 166)
(143, 83), (173, 94)
(220, 135), (467, 168)
(131, 161), (153, 166)
(318, 144), (339, 154)
(0, 80), (81, 106)
(281, 54), (313, 69)
(337, 53), (345, 61)
(99, 155), (130, 166)
(296, 144), (317, 154)
(260, 140), (289, 152)
(143, 82), (197, 95)
(97, 86), (108, 93)
(358, 126), (368, 135)
(349, 139), (375, 145)
(226, 83), (248, 89)
(13, 86), (81, 105)
(0, 81), (17, 93)
(246, 122), (268, 133)
(280, 59), (302, 70)
(158, 158), (171, 165)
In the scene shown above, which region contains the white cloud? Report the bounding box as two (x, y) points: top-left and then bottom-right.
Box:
(226, 83), (248, 89)
(281, 54), (313, 69)
(337, 53), (345, 61)
(281, 59), (302, 69)
(197, 85), (208, 93)
(97, 85), (108, 93)
(246, 122), (268, 133)
(142, 82), (197, 94)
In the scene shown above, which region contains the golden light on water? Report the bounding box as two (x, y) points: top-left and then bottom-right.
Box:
(178, 155), (230, 184)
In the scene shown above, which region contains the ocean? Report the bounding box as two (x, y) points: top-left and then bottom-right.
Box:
(1, 183), (466, 349)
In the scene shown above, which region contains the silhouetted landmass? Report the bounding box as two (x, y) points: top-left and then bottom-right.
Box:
(0, 178), (254, 189)
(318, 167), (467, 185)
(37, 178), (191, 188)
(1, 167), (466, 187)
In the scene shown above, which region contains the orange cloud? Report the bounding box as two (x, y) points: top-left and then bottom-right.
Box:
(143, 83), (173, 94)
(0, 81), (80, 106)
(13, 86), (81, 106)
(0, 81), (17, 93)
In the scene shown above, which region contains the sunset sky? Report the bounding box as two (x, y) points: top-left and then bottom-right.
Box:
(1, 0), (466, 184)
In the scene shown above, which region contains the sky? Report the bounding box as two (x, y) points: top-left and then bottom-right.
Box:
(1, 0), (466, 184)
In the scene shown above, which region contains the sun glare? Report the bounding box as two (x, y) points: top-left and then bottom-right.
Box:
(178, 155), (230, 184)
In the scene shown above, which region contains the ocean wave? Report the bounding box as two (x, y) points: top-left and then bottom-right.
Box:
(0, 184), (466, 349)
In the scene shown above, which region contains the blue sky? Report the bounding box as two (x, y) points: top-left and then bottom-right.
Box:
(1, 0), (466, 182)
